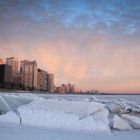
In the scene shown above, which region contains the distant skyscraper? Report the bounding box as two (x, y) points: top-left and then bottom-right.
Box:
(67, 83), (71, 93)
(0, 64), (12, 89)
(6, 57), (19, 75)
(20, 60), (37, 90)
(47, 73), (54, 92)
(0, 58), (4, 64)
(71, 84), (75, 93)
(61, 84), (67, 93)
(37, 69), (48, 91)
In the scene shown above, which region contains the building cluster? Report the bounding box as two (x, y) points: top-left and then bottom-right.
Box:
(54, 83), (75, 94)
(0, 57), (54, 92)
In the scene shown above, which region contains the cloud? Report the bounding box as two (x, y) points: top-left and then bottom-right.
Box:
(0, 0), (140, 93)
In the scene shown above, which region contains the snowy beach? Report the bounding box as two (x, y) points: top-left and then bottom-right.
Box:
(0, 92), (140, 140)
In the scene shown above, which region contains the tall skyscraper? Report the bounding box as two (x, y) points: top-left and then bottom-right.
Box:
(5, 57), (19, 75)
(47, 73), (54, 92)
(37, 69), (48, 91)
(20, 60), (37, 90)
(0, 64), (12, 89)
(5, 57), (20, 89)
(0, 58), (4, 64)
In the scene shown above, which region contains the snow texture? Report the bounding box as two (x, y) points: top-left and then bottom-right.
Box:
(0, 93), (140, 133)
(0, 111), (20, 124)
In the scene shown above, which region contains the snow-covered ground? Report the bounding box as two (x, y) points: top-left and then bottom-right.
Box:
(0, 92), (140, 140)
(0, 122), (140, 140)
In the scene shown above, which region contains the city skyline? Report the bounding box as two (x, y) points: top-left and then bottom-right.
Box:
(0, 0), (140, 93)
(0, 56), (76, 93)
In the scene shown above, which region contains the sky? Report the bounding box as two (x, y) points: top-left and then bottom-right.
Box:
(0, 0), (140, 93)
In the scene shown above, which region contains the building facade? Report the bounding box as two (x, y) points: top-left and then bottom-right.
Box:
(0, 64), (12, 89)
(47, 73), (54, 92)
(37, 69), (48, 91)
(5, 57), (21, 89)
(5, 57), (19, 76)
(20, 60), (37, 90)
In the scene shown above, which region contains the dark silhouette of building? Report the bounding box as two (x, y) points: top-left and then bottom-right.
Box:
(0, 64), (12, 89)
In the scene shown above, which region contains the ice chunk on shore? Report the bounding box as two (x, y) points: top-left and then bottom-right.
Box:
(121, 114), (140, 129)
(107, 100), (140, 115)
(113, 115), (132, 130)
(0, 94), (39, 114)
(0, 95), (12, 113)
(18, 99), (110, 133)
(19, 98), (106, 117)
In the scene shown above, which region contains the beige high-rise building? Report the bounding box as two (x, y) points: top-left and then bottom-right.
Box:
(5, 57), (19, 75)
(0, 58), (4, 64)
(20, 60), (37, 90)
(47, 73), (54, 92)
(37, 69), (48, 91)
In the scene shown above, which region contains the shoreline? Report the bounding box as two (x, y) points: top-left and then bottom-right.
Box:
(0, 90), (140, 95)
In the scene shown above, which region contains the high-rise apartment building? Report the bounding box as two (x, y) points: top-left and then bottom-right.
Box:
(20, 60), (37, 90)
(5, 57), (21, 89)
(47, 73), (54, 92)
(37, 69), (48, 91)
(5, 57), (19, 75)
(0, 64), (12, 89)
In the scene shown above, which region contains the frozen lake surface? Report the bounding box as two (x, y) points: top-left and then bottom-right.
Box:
(38, 93), (140, 102)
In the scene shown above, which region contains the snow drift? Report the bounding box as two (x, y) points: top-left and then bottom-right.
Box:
(0, 111), (20, 124)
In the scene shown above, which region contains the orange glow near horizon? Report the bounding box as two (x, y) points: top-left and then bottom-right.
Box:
(0, 0), (140, 93)
(0, 39), (140, 93)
